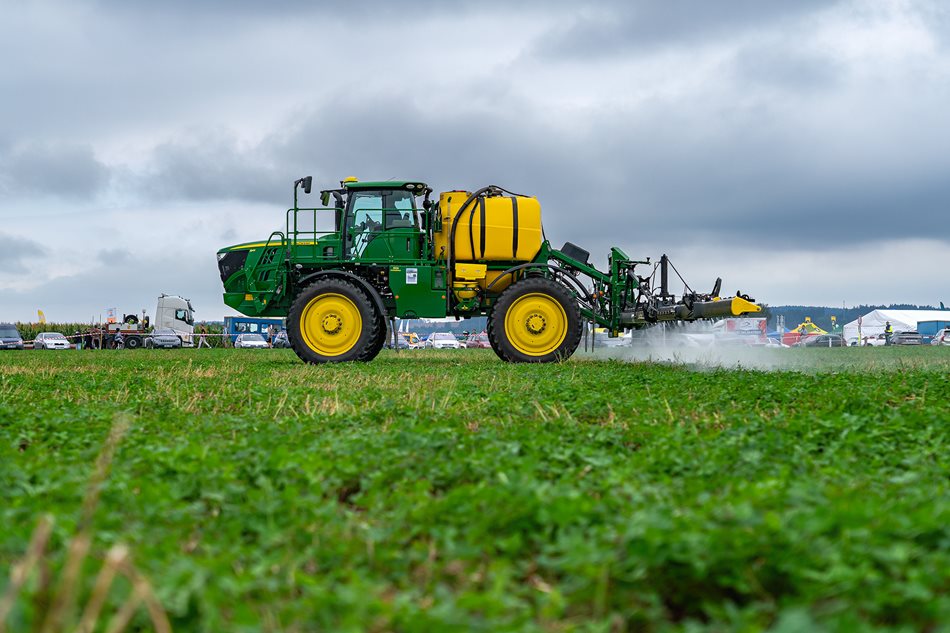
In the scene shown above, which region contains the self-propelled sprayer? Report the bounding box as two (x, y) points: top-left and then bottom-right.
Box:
(217, 177), (761, 363)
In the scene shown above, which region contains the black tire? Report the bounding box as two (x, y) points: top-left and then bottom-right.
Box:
(489, 277), (582, 363)
(125, 336), (142, 350)
(361, 315), (388, 362)
(287, 279), (383, 364)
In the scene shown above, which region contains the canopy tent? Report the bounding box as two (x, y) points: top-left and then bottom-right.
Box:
(842, 309), (950, 343)
(789, 319), (827, 335)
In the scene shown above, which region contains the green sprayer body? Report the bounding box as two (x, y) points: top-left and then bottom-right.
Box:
(217, 178), (761, 363)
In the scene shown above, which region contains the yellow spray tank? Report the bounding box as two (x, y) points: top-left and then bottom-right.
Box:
(434, 189), (544, 296)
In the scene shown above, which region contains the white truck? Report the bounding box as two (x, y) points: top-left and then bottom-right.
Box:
(87, 294), (196, 349)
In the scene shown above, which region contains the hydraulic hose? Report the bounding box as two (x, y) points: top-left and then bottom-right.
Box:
(447, 186), (493, 282)
(447, 184), (541, 296)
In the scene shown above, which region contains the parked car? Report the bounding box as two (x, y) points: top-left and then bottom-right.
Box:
(144, 328), (183, 349)
(384, 333), (412, 350)
(34, 332), (71, 350)
(0, 323), (24, 350)
(272, 330), (292, 348)
(763, 337), (790, 348)
(464, 332), (491, 349)
(858, 333), (888, 347)
(235, 333), (269, 348)
(796, 334), (846, 348)
(889, 331), (922, 346)
(425, 332), (461, 349)
(931, 328), (950, 346)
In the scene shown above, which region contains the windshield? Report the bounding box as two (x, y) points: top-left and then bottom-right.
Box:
(154, 328), (176, 335)
(242, 334), (265, 342)
(0, 326), (19, 338)
(347, 191), (415, 230)
(432, 333), (455, 340)
(43, 333), (66, 339)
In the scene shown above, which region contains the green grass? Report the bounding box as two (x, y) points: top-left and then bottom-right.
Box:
(1, 348), (949, 632)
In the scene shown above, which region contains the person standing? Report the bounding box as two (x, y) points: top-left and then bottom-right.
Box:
(884, 321), (894, 345)
(197, 324), (211, 349)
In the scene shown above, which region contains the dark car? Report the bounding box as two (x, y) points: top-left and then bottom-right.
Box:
(144, 328), (183, 349)
(889, 331), (922, 346)
(797, 334), (847, 348)
(0, 323), (24, 350)
(273, 330), (292, 348)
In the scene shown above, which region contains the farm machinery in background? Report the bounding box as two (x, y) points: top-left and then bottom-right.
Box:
(84, 294), (196, 349)
(217, 177), (762, 363)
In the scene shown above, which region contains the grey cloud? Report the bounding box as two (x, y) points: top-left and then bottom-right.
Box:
(139, 134), (284, 204)
(0, 234), (46, 274)
(2, 0), (949, 319)
(732, 46), (841, 92)
(532, 1), (840, 60)
(0, 142), (110, 200)
(128, 92), (950, 252)
(96, 248), (133, 265)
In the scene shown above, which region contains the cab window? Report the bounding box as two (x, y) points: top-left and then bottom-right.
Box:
(347, 190), (416, 232)
(175, 309), (194, 325)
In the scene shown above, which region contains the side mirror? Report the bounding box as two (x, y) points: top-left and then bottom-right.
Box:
(302, 176), (312, 194)
(320, 191), (330, 207)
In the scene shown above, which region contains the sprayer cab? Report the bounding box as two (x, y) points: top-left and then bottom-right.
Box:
(216, 176), (763, 364)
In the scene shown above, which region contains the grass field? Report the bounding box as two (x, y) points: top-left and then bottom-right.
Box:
(2, 348), (949, 632)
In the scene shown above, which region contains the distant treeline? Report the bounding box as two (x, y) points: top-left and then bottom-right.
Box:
(764, 304), (940, 332)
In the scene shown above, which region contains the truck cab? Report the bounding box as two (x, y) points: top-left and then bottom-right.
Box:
(155, 294), (196, 345)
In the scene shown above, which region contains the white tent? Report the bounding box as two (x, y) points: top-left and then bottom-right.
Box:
(843, 309), (950, 343)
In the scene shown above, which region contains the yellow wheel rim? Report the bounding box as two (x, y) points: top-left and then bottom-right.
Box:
(504, 292), (568, 357)
(300, 293), (362, 357)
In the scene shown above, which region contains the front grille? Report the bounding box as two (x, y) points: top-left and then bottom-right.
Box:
(218, 250), (249, 284)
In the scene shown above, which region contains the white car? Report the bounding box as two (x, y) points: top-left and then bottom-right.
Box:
(34, 332), (71, 350)
(425, 332), (461, 349)
(862, 333), (888, 347)
(931, 328), (950, 346)
(234, 333), (269, 349)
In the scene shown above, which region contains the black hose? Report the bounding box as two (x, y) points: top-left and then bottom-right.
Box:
(484, 263), (597, 309)
(447, 185), (540, 276)
(447, 186), (493, 280)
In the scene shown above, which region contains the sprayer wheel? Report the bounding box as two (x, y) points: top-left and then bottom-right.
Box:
(359, 312), (388, 362)
(287, 279), (382, 363)
(489, 277), (582, 363)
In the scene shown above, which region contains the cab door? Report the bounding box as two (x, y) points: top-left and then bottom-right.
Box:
(345, 190), (422, 262)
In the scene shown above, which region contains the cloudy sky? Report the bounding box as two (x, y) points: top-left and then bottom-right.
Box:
(1, 0), (948, 322)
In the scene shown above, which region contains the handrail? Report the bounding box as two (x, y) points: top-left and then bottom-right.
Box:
(246, 231), (286, 292)
(284, 206), (419, 261)
(286, 207), (339, 261)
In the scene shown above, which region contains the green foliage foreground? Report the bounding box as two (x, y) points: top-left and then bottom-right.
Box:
(1, 349), (949, 632)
